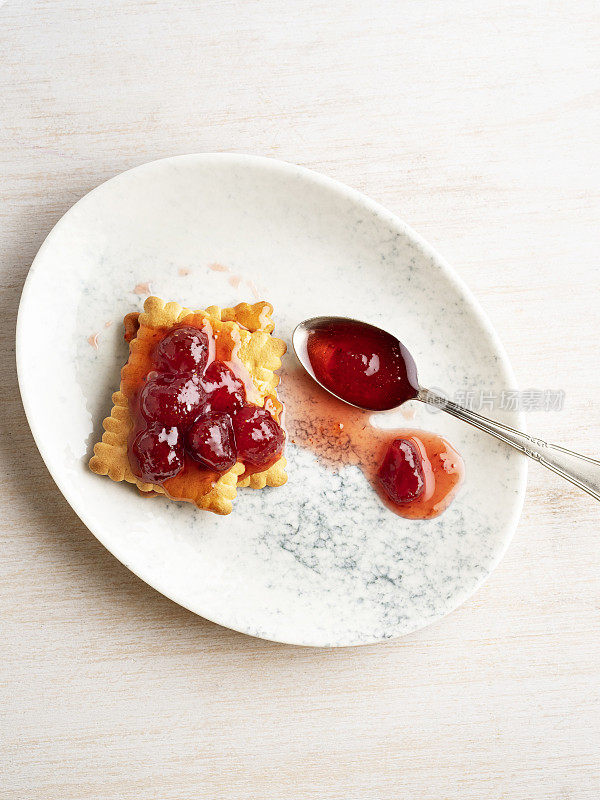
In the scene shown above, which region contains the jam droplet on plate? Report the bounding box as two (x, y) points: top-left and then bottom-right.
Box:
(154, 326), (209, 375)
(186, 412), (237, 471)
(306, 319), (419, 411)
(233, 405), (286, 469)
(140, 373), (207, 428)
(130, 423), (184, 483)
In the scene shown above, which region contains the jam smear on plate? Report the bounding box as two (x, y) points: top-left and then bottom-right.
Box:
(123, 317), (286, 493)
(281, 368), (463, 520)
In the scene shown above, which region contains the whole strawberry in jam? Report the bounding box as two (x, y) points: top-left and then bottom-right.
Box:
(140, 373), (206, 428)
(130, 423), (184, 483)
(203, 361), (246, 413)
(154, 326), (210, 375)
(185, 412), (237, 472)
(377, 437), (426, 504)
(233, 405), (285, 469)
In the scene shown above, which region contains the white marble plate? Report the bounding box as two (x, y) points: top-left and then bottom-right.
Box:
(17, 154), (526, 646)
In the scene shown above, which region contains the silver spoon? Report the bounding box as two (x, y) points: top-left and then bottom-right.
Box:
(293, 315), (600, 502)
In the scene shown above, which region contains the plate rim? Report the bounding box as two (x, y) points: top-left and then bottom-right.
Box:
(16, 152), (528, 646)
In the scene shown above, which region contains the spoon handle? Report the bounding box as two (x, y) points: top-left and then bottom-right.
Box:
(419, 388), (600, 502)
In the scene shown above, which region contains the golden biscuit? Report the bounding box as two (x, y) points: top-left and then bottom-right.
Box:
(90, 296), (287, 515)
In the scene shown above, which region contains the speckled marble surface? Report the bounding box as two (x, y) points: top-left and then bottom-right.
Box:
(17, 154), (527, 646)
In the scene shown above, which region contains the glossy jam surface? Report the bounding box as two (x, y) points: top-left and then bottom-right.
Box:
(281, 367), (464, 520)
(130, 423), (184, 484)
(202, 361), (246, 413)
(140, 372), (207, 428)
(375, 431), (463, 520)
(186, 412), (237, 472)
(123, 316), (285, 491)
(306, 319), (419, 411)
(154, 326), (209, 374)
(233, 405), (287, 468)
(377, 438), (426, 504)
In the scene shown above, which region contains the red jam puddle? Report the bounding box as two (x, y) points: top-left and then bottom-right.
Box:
(282, 369), (463, 519)
(122, 315), (285, 499)
(281, 368), (463, 519)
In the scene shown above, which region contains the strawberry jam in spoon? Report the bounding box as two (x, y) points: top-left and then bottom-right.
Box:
(305, 318), (419, 411)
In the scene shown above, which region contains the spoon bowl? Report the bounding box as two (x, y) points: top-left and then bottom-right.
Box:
(292, 315), (419, 412)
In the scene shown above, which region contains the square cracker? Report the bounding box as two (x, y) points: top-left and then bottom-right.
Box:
(89, 296), (287, 515)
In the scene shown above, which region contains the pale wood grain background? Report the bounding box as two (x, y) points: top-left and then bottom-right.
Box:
(1, 1), (599, 798)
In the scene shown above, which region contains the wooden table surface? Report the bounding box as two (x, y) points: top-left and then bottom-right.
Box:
(1, 2), (599, 798)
